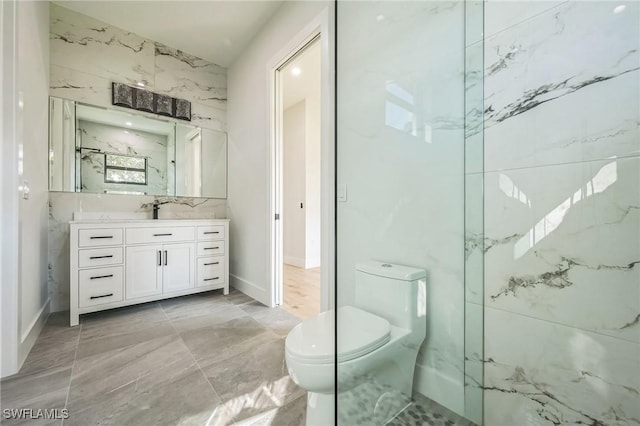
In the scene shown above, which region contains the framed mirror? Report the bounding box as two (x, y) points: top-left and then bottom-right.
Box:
(48, 97), (227, 198)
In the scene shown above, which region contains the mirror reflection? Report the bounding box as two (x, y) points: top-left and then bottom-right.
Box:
(48, 97), (227, 198)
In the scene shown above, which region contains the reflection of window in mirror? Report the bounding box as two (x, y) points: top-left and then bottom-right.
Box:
(104, 153), (147, 185)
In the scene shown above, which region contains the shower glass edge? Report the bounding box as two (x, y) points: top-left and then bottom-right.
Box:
(335, 0), (485, 424)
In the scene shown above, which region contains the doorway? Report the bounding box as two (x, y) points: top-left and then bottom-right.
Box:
(274, 37), (322, 319)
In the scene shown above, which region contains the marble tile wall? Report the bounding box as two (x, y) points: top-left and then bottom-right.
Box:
(48, 192), (228, 312)
(47, 4), (229, 313)
(49, 3), (227, 131)
(481, 2), (640, 424)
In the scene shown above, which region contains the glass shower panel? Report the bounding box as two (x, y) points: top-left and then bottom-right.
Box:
(336, 0), (483, 424)
(463, 1), (484, 424)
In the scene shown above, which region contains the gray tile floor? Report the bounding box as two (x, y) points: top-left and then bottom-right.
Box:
(1, 290), (305, 426)
(1, 290), (475, 426)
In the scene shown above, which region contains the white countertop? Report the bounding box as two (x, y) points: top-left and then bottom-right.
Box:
(69, 218), (229, 224)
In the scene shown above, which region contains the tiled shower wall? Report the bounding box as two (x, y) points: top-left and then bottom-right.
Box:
(48, 4), (229, 312)
(482, 2), (639, 424)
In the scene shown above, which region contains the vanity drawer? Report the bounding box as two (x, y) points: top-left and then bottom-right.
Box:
(197, 241), (224, 256)
(78, 266), (123, 308)
(197, 225), (225, 241)
(126, 226), (195, 244)
(79, 247), (123, 268)
(197, 257), (225, 287)
(78, 228), (123, 247)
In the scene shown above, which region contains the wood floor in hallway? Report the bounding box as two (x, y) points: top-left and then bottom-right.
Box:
(282, 264), (320, 320)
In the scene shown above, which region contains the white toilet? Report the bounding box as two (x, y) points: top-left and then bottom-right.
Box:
(285, 261), (427, 425)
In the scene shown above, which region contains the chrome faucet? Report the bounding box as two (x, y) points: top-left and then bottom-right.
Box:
(152, 202), (160, 220)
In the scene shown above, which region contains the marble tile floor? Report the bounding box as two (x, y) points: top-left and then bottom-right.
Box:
(387, 393), (476, 426)
(0, 290), (305, 426)
(337, 379), (475, 426)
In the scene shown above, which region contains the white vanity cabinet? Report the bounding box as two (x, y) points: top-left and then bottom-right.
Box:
(69, 219), (229, 326)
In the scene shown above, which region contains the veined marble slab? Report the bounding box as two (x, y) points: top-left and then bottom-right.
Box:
(484, 157), (640, 342)
(484, 307), (640, 425)
(50, 3), (155, 88)
(484, 1), (639, 171)
(154, 43), (227, 110)
(486, 69), (640, 171)
(50, 4), (227, 132)
(191, 102), (227, 132)
(50, 65), (112, 107)
(483, 0), (566, 41)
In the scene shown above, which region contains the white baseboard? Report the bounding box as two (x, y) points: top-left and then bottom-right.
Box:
(230, 274), (270, 306)
(18, 298), (50, 369)
(414, 363), (465, 417)
(305, 257), (320, 269)
(285, 256), (321, 269)
(284, 256), (305, 268)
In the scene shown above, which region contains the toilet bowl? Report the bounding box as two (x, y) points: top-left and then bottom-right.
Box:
(285, 261), (427, 426)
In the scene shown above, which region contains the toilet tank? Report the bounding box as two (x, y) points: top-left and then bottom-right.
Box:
(354, 261), (427, 333)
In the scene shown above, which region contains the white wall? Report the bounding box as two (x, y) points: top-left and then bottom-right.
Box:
(227, 0), (331, 305)
(304, 84), (321, 268)
(1, 0), (20, 378)
(283, 100), (307, 268)
(2, 0), (51, 376)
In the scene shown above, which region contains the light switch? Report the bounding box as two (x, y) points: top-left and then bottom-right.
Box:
(22, 180), (30, 200)
(337, 184), (347, 202)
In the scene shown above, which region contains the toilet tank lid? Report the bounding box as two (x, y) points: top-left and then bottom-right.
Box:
(356, 261), (426, 281)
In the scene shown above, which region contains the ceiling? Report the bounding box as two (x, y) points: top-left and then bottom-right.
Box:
(282, 39), (321, 110)
(53, 1), (284, 67)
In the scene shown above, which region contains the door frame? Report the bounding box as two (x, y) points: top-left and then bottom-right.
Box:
(267, 7), (334, 311)
(1, 0), (20, 377)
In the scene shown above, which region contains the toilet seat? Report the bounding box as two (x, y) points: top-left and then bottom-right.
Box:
(285, 305), (391, 365)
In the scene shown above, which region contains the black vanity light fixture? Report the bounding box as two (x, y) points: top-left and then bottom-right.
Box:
(112, 82), (191, 121)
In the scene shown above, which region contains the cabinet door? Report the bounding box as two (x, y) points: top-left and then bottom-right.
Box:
(125, 245), (162, 300)
(162, 243), (194, 293)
